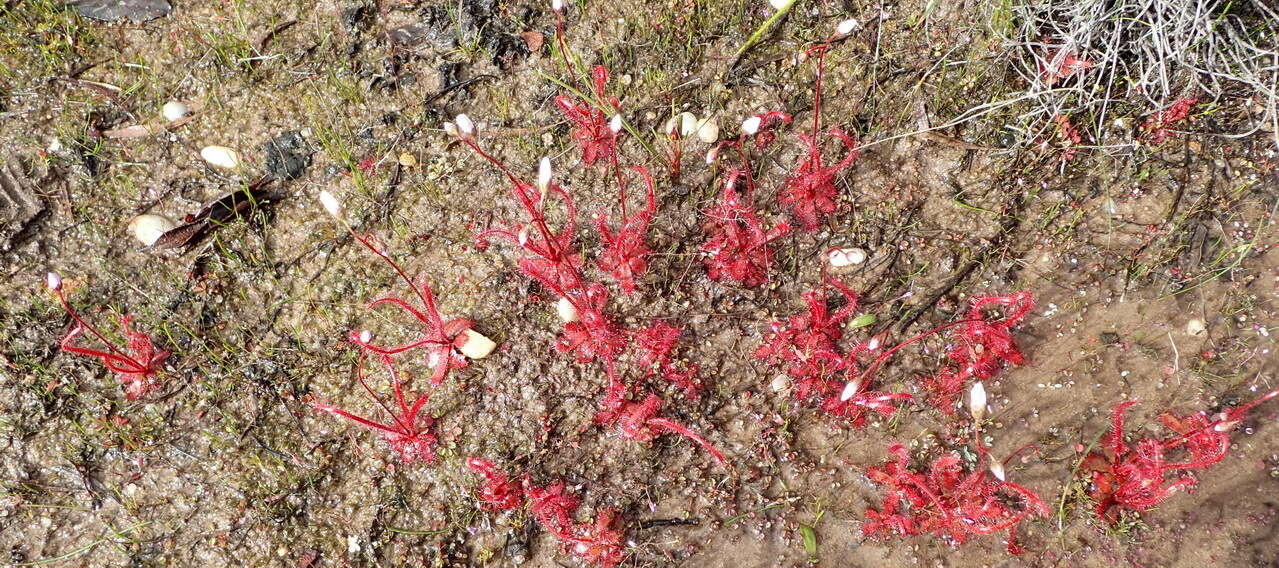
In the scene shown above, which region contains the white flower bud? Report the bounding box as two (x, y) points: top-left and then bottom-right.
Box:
(839, 378), (861, 402)
(741, 116), (762, 135)
(318, 190), (344, 218)
(827, 247), (867, 267)
(989, 458), (1006, 481)
(837, 18), (859, 35)
(443, 122), (459, 137)
(458, 329), (497, 359)
(705, 146), (720, 164)
(969, 381), (988, 422)
(556, 297), (579, 322)
(46, 272), (62, 291)
(455, 114), (475, 136)
(537, 157), (553, 195)
(552, 0), (564, 11)
(768, 0), (795, 10)
(609, 114), (623, 133)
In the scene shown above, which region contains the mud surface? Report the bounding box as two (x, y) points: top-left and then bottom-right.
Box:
(1, 1), (1277, 567)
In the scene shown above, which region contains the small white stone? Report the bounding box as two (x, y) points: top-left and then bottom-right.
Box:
(836, 18), (859, 35)
(318, 190), (343, 218)
(1186, 319), (1207, 336)
(770, 374), (790, 392)
(695, 118), (720, 144)
(127, 214), (178, 246)
(609, 114), (623, 133)
(200, 145), (241, 169)
(827, 247), (867, 267)
(556, 297), (579, 322)
(161, 101), (189, 122)
(458, 329), (497, 359)
(839, 378), (861, 402)
(455, 114), (475, 136)
(741, 116), (762, 135)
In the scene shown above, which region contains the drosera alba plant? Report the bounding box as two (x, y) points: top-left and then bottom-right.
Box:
(309, 190), (496, 462)
(317, 190), (494, 383)
(594, 165), (658, 295)
(466, 457), (523, 512)
(555, 65), (621, 166)
(863, 390), (1048, 555)
(755, 279), (911, 427)
(861, 442), (1049, 554)
(1080, 388), (1279, 522)
(45, 272), (169, 399)
(595, 387), (727, 465)
(1140, 98), (1199, 144)
(917, 292), (1034, 413)
(779, 20), (862, 231)
(465, 458), (628, 568)
(633, 320), (701, 398)
(311, 345), (439, 463)
(699, 169), (792, 288)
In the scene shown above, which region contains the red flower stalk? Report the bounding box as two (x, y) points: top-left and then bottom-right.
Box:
(555, 65), (620, 165)
(1140, 98), (1198, 144)
(318, 192), (476, 385)
(311, 350), (437, 463)
(595, 165), (658, 295)
(46, 273), (169, 399)
(597, 392), (727, 465)
(1081, 389), (1279, 522)
(633, 321), (701, 397)
(466, 457), (523, 511)
(525, 480), (627, 568)
(863, 443), (1049, 554)
(699, 170), (792, 287)
(780, 40), (859, 231)
(919, 292), (1033, 412)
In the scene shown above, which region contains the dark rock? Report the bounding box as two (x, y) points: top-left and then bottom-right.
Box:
(261, 130), (312, 180)
(69, 0), (171, 23)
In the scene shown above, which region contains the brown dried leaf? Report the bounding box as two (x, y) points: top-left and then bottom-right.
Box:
(520, 31), (545, 52)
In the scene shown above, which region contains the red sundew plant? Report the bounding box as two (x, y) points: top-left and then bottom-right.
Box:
(45, 273), (169, 399)
(1038, 48), (1095, 85)
(919, 292), (1033, 412)
(1080, 389), (1279, 522)
(1140, 98), (1198, 143)
(862, 442), (1049, 554)
(633, 321), (701, 397)
(555, 283), (628, 367)
(597, 392), (727, 465)
(526, 480), (627, 568)
(466, 457), (524, 511)
(780, 39), (860, 231)
(555, 65), (620, 166)
(594, 165), (658, 295)
(311, 349), (438, 463)
(699, 170), (792, 287)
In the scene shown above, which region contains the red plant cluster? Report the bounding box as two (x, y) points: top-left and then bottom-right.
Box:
(48, 274), (169, 399)
(555, 65), (620, 166)
(458, 94), (722, 464)
(755, 280), (912, 427)
(594, 166), (658, 295)
(919, 292), (1033, 413)
(1051, 114), (1082, 161)
(308, 214), (478, 463)
(1080, 389), (1279, 521)
(863, 443), (1049, 554)
(1140, 98), (1198, 143)
(699, 169), (792, 288)
(464, 459), (626, 567)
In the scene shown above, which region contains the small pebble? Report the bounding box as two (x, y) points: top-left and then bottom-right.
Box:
(1186, 318), (1207, 336)
(696, 118), (719, 144)
(161, 101), (189, 122)
(200, 145), (241, 169)
(127, 214), (177, 246)
(398, 152), (417, 167)
(771, 374), (790, 392)
(458, 329), (497, 359)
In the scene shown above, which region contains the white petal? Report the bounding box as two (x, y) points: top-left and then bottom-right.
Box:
(839, 379), (861, 402)
(989, 459), (1006, 481)
(969, 382), (988, 421)
(837, 18), (859, 35)
(827, 247), (867, 267)
(741, 116), (762, 135)
(556, 297), (579, 322)
(609, 114), (623, 133)
(551, 0), (564, 11)
(318, 190), (344, 218)
(768, 0), (794, 10)
(455, 114), (475, 135)
(458, 329), (497, 359)
(444, 122), (459, 137)
(705, 147), (720, 164)
(46, 272), (62, 291)
(127, 214), (178, 247)
(537, 157), (553, 194)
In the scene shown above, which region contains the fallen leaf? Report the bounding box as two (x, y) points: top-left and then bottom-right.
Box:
(520, 31), (545, 52)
